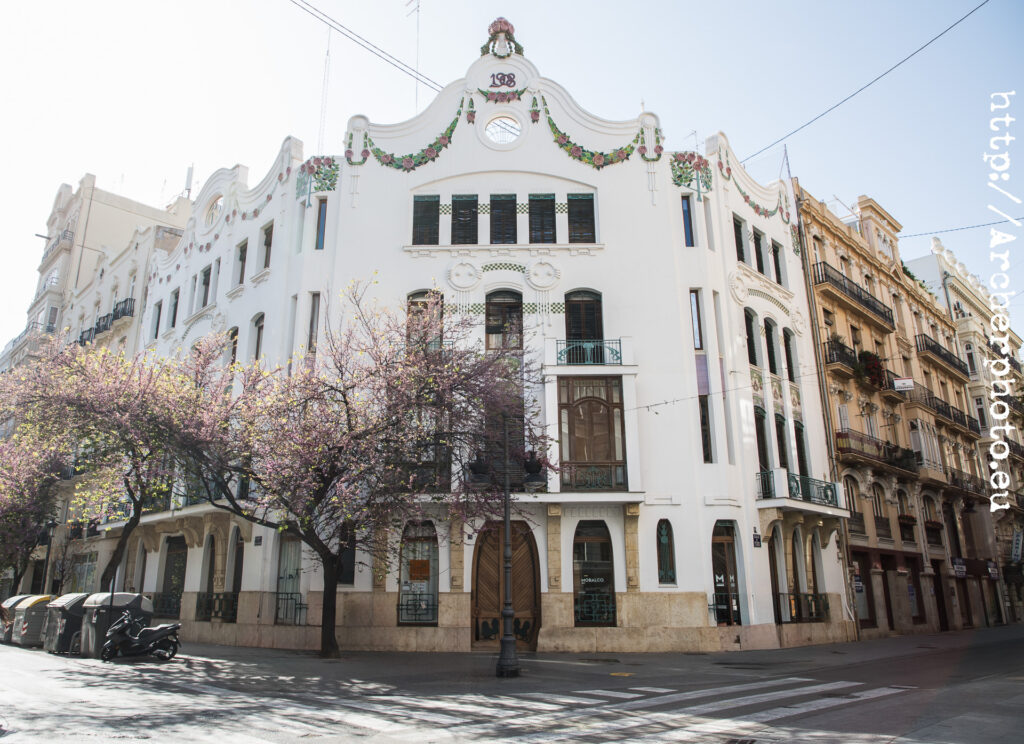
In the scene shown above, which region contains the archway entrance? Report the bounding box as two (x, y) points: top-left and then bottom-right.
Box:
(472, 520), (540, 650)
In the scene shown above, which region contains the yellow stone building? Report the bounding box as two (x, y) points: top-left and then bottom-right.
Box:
(796, 183), (996, 637)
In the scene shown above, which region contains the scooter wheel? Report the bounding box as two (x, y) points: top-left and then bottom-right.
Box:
(154, 640), (178, 661)
(100, 645), (116, 662)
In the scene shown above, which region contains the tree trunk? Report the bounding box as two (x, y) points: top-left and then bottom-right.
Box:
(99, 507), (141, 593)
(319, 556), (341, 658)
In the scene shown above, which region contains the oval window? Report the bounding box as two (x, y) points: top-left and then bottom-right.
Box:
(485, 115), (521, 145)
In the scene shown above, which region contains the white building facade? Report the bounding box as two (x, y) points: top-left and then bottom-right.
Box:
(83, 20), (855, 652)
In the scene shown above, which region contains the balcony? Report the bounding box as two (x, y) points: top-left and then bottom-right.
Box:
(915, 334), (969, 380)
(560, 462), (627, 491)
(195, 592), (239, 623)
(755, 470), (774, 498)
(3, 320), (56, 357)
(788, 473), (840, 507)
(555, 339), (622, 365)
(881, 369), (908, 402)
(94, 313), (113, 335)
(150, 592), (182, 619)
(989, 340), (1023, 375)
(835, 429), (918, 474)
(812, 262), (894, 330)
(874, 517), (893, 540)
(822, 340), (859, 378)
(1007, 439), (1024, 462)
(757, 469), (847, 516)
(112, 297), (135, 321)
(77, 327), (95, 346)
(777, 592), (829, 623)
(849, 512), (866, 534)
(946, 467), (987, 497)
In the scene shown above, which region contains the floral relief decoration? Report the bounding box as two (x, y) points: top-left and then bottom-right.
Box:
(543, 96), (636, 170)
(344, 131), (370, 166)
(670, 151), (712, 194)
(366, 98), (464, 173)
(296, 156), (340, 201)
(718, 150), (791, 224)
(790, 224), (802, 256)
(637, 128), (665, 162)
(477, 87), (528, 104)
(480, 17), (524, 58)
(529, 96), (540, 123)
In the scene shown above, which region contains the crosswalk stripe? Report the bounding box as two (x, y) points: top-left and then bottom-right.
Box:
(678, 680), (861, 715)
(612, 676), (813, 711)
(460, 693), (564, 711)
(630, 686), (676, 693)
(370, 693), (516, 719)
(579, 689), (644, 699)
(520, 692), (606, 706)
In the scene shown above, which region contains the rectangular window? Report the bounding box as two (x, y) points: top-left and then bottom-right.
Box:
(558, 377), (627, 491)
(529, 193), (556, 244)
(411, 195), (439, 245)
(681, 195), (694, 247)
(490, 194), (517, 244)
(733, 217), (745, 263)
(315, 199), (328, 250)
(262, 223), (274, 269)
(975, 397), (988, 429)
(152, 301), (162, 340)
(169, 289), (179, 328)
(771, 241), (783, 285)
(307, 292), (320, 353)
(775, 415), (789, 470)
(753, 230), (765, 274)
(699, 395), (713, 463)
(568, 194), (596, 243)
(451, 195), (478, 244)
(690, 290), (703, 350)
(236, 241), (247, 285)
(200, 266), (212, 308)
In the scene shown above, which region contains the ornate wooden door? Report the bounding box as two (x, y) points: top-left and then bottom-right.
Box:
(472, 520), (540, 649)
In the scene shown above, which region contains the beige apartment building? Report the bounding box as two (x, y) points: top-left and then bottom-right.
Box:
(908, 240), (1024, 623)
(797, 183), (997, 638)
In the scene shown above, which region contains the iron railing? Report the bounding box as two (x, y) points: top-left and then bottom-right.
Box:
(77, 327), (95, 346)
(555, 339), (622, 365)
(822, 340), (858, 369)
(274, 592), (307, 626)
(755, 470), (775, 498)
(778, 592), (829, 623)
(150, 592), (182, 619)
(882, 369), (907, 398)
(925, 523), (944, 547)
(560, 462), (627, 491)
(835, 429), (918, 473)
(787, 473), (840, 507)
(712, 592), (741, 626)
(915, 334), (969, 377)
(397, 593), (438, 624)
(112, 297), (135, 321)
(848, 513), (866, 534)
(874, 517), (893, 540)
(195, 592), (238, 622)
(1007, 439), (1024, 461)
(988, 341), (1023, 374)
(812, 262), (894, 327)
(946, 467), (987, 496)
(94, 313), (113, 335)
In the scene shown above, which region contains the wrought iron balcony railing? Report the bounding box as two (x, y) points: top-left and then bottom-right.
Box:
(274, 592), (307, 626)
(150, 592), (182, 619)
(1007, 439), (1024, 461)
(787, 473), (840, 507)
(946, 467), (987, 496)
(835, 429), (918, 473)
(94, 313), (113, 335)
(874, 517), (893, 540)
(78, 327), (95, 346)
(195, 592), (239, 623)
(812, 262), (894, 327)
(988, 340), (1023, 374)
(882, 369), (907, 398)
(915, 334), (969, 378)
(822, 340), (858, 370)
(777, 592), (829, 623)
(560, 462), (627, 491)
(112, 297), (135, 321)
(555, 339), (622, 365)
(848, 512), (866, 534)
(755, 470), (774, 498)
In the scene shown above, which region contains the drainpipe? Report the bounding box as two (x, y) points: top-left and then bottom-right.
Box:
(793, 184), (860, 641)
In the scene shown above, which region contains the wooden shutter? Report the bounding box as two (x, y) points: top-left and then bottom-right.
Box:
(529, 194), (556, 244)
(490, 194), (517, 244)
(412, 195), (439, 245)
(452, 195), (478, 244)
(568, 194), (595, 243)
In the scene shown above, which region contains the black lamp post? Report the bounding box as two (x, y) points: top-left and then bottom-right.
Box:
(41, 519), (58, 594)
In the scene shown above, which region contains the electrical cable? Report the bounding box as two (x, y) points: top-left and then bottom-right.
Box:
(742, 0), (991, 163)
(899, 215), (1024, 239)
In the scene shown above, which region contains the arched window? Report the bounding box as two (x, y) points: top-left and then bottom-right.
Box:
(793, 421), (809, 477)
(923, 496), (937, 521)
(744, 309), (759, 366)
(764, 319), (779, 375)
(711, 521), (741, 626)
(783, 329), (797, 382)
(897, 489), (910, 515)
(252, 313), (265, 360)
(775, 414), (789, 470)
(791, 527), (807, 592)
(844, 475), (860, 512)
(227, 327), (239, 365)
(573, 520), (616, 626)
(754, 406), (770, 472)
(964, 342), (976, 376)
(871, 483), (886, 517)
(226, 526), (244, 593)
(275, 533), (304, 625)
(485, 291), (522, 350)
(656, 520), (675, 584)
(398, 521), (439, 625)
(407, 291), (443, 351)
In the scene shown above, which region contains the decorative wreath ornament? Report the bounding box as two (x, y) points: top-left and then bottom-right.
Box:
(480, 17), (524, 58)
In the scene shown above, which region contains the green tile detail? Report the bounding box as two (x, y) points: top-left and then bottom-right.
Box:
(550, 302), (565, 313)
(482, 262), (526, 273)
(439, 203), (452, 215)
(466, 303), (485, 314)
(478, 203), (490, 214)
(555, 202), (568, 214)
(523, 302), (538, 314)
(516, 202), (529, 214)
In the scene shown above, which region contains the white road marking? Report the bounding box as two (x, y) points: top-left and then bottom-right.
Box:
(458, 693), (564, 711)
(630, 686), (676, 693)
(613, 676), (813, 711)
(520, 692), (607, 706)
(579, 688), (644, 698)
(679, 680), (862, 715)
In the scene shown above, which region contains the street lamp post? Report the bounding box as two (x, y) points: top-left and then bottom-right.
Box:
(41, 520), (58, 595)
(495, 414), (519, 678)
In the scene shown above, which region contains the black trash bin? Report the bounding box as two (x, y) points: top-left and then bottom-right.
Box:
(81, 593), (154, 658)
(43, 593), (91, 654)
(1, 594), (31, 644)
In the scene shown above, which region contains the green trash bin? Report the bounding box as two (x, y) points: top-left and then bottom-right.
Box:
(81, 593), (154, 658)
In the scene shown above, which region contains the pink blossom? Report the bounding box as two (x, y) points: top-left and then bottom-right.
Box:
(278, 173), (283, 181)
(530, 110), (539, 122)
(253, 208), (260, 217)
(615, 149), (627, 161)
(381, 153), (394, 164)
(497, 92), (508, 103)
(487, 92), (497, 102)
(324, 157), (334, 166)
(467, 111), (476, 123)
(313, 157), (322, 166)
(675, 152), (685, 162)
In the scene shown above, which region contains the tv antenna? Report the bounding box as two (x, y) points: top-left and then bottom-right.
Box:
(406, 0), (421, 112)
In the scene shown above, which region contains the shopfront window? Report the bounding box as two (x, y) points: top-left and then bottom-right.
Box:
(573, 520), (616, 626)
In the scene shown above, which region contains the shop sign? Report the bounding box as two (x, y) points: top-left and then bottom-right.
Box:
(952, 557), (967, 579)
(987, 560), (1000, 581)
(1012, 530), (1023, 562)
(893, 377), (914, 391)
(408, 559), (430, 581)
(853, 573), (864, 593)
(753, 532), (762, 548)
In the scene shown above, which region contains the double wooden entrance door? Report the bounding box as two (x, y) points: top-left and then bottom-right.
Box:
(472, 520), (541, 650)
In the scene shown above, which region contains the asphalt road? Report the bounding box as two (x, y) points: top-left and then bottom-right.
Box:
(2, 625), (1023, 743)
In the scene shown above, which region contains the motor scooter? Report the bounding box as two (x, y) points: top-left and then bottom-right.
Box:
(101, 610), (181, 661)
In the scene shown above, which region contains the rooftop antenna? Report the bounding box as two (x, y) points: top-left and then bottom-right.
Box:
(406, 0), (421, 112)
(317, 27), (331, 153)
(185, 165), (193, 199)
(778, 144), (792, 182)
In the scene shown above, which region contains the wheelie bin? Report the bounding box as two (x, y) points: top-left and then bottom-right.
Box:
(1, 594), (31, 643)
(81, 593), (153, 658)
(43, 592), (91, 654)
(11, 595), (54, 646)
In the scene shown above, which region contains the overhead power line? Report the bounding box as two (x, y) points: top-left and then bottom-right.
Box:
(742, 0), (991, 163)
(900, 215), (1024, 239)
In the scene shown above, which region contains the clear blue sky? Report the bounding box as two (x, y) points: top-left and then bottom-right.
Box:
(2, 0), (1021, 344)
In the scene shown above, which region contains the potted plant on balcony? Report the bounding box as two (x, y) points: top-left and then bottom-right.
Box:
(857, 350), (885, 389)
(924, 519), (944, 530)
(898, 513), (917, 525)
